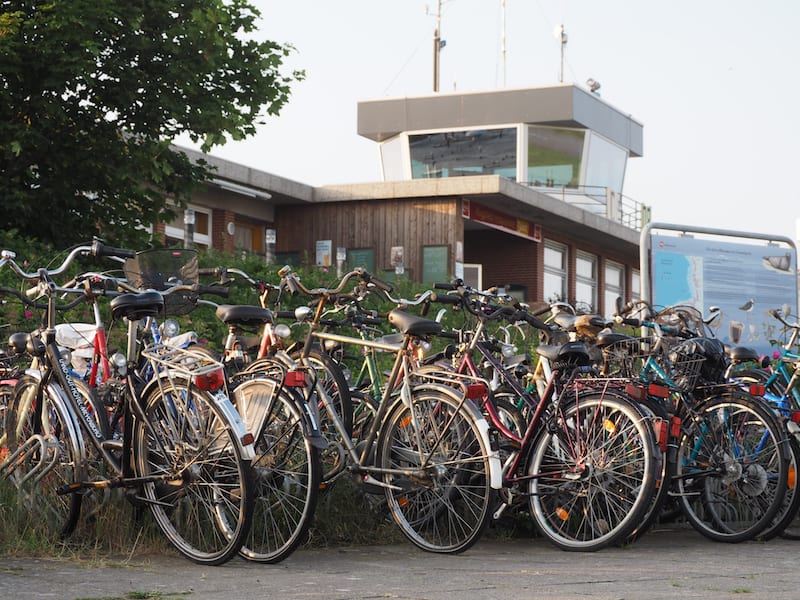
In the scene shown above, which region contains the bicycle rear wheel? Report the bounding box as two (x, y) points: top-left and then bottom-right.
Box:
(4, 375), (84, 538)
(377, 385), (494, 554)
(676, 392), (789, 543)
(234, 379), (320, 563)
(133, 377), (255, 565)
(527, 392), (658, 551)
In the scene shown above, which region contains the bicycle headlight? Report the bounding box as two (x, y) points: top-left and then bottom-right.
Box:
(161, 318), (180, 338)
(111, 352), (128, 377)
(274, 324), (291, 339)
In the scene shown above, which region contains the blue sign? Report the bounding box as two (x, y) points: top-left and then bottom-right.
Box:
(651, 234), (797, 354)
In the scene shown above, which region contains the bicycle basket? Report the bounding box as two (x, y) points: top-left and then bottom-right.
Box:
(669, 337), (728, 386)
(601, 337), (651, 378)
(123, 248), (199, 316)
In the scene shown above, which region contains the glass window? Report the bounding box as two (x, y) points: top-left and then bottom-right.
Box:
(543, 241), (567, 303)
(604, 261), (625, 317)
(584, 132), (628, 195)
(527, 126), (584, 187)
(409, 128), (517, 180)
(164, 206), (210, 249)
(379, 135), (406, 181)
(631, 269), (641, 301)
(575, 251), (597, 312)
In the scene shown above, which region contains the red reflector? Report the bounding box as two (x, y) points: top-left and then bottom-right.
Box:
(749, 384), (766, 396)
(653, 418), (668, 452)
(791, 412), (800, 424)
(285, 370), (309, 387)
(194, 368), (225, 391)
(649, 384), (670, 398)
(466, 383), (487, 399)
(670, 415), (682, 438)
(625, 383), (647, 400)
(241, 432), (255, 446)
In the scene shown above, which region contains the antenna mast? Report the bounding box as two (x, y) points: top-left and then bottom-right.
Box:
(433, 0), (443, 91)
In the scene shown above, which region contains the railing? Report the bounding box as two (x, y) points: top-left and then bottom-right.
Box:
(522, 183), (650, 232)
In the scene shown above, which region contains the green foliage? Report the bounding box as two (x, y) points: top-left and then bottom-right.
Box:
(0, 0), (303, 248)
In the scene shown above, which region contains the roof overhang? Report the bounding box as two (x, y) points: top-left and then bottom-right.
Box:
(357, 84), (643, 157)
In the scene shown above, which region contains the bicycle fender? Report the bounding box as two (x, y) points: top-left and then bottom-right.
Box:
(408, 382), (503, 490)
(208, 388), (257, 461)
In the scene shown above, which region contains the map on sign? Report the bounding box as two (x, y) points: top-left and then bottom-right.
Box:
(651, 233), (798, 354)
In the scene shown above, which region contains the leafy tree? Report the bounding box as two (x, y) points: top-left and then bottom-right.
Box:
(0, 0), (302, 248)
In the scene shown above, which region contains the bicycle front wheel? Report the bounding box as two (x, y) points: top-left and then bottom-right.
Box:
(235, 380), (320, 563)
(377, 385), (494, 554)
(4, 376), (84, 538)
(676, 391), (789, 543)
(133, 378), (255, 565)
(527, 392), (658, 551)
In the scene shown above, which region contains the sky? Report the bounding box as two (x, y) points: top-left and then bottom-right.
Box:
(177, 0), (800, 245)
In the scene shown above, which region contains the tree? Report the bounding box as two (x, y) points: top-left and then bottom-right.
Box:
(0, 0), (302, 248)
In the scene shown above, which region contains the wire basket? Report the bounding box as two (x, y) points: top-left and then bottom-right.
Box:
(124, 248), (199, 315)
(666, 352), (706, 393)
(600, 337), (652, 378)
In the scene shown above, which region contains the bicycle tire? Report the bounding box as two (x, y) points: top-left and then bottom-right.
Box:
(4, 375), (84, 538)
(132, 377), (255, 565)
(527, 391), (658, 551)
(377, 385), (494, 554)
(290, 348), (353, 484)
(676, 391), (789, 543)
(235, 379), (321, 563)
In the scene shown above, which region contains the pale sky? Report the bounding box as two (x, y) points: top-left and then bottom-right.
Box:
(178, 0), (800, 245)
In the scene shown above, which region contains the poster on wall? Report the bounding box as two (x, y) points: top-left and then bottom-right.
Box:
(651, 233), (798, 354)
(315, 240), (332, 267)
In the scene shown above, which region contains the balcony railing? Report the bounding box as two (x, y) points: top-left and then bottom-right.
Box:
(523, 183), (650, 232)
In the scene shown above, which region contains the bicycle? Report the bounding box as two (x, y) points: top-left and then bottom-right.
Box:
(274, 265), (502, 554)
(0, 242), (256, 565)
(602, 300), (792, 543)
(420, 282), (660, 551)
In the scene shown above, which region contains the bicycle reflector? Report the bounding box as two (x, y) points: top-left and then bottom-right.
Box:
(748, 383), (766, 397)
(285, 370), (310, 387)
(466, 382), (487, 399)
(194, 368), (225, 391)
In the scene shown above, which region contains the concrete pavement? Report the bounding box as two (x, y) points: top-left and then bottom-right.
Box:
(1, 524), (799, 600)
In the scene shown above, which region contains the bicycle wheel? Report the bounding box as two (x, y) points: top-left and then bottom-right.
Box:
(527, 392), (658, 551)
(132, 377), (255, 565)
(377, 385), (494, 553)
(4, 375), (84, 538)
(291, 348), (353, 484)
(676, 391), (789, 543)
(235, 379), (320, 563)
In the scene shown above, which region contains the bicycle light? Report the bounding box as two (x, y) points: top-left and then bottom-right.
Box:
(161, 318), (180, 338)
(273, 323), (291, 339)
(111, 352), (128, 377)
(194, 368), (225, 391)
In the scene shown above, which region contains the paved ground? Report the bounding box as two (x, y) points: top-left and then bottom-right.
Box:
(2, 524), (799, 600)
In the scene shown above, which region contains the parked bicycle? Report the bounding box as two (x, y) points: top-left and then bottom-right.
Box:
(0, 242), (256, 565)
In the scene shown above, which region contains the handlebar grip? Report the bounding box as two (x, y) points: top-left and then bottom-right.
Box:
(198, 267), (223, 277)
(196, 285), (230, 297)
(433, 282), (457, 291)
(91, 240), (136, 259)
(364, 271), (393, 293)
(619, 317), (641, 327)
(275, 310), (296, 320)
(519, 312), (549, 330)
(430, 292), (461, 305)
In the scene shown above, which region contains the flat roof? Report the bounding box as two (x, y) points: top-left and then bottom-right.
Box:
(357, 84), (643, 156)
